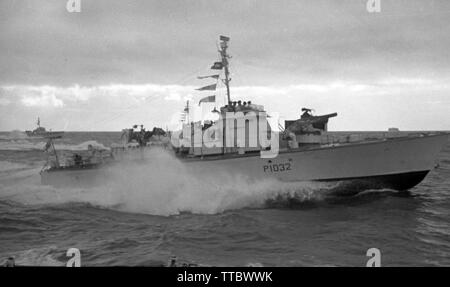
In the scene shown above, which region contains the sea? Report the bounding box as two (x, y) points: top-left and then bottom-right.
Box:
(0, 131), (449, 266)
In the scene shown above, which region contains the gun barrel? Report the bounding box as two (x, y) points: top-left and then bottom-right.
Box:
(321, 112), (338, 118)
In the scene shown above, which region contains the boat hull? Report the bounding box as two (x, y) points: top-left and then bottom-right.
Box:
(317, 170), (430, 195)
(40, 134), (448, 194)
(40, 164), (109, 187)
(26, 131), (65, 138)
(180, 134), (448, 193)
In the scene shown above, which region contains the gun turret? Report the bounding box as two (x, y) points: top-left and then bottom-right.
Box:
(285, 112), (338, 135)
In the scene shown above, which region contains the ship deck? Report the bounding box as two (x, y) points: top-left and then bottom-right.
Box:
(176, 132), (449, 162)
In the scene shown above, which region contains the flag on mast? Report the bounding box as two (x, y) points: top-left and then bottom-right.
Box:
(198, 95), (215, 106)
(211, 62), (224, 70)
(196, 83), (217, 91)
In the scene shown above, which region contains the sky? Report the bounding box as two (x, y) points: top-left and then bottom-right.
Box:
(0, 0), (449, 131)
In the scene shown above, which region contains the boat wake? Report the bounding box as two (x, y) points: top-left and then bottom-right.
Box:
(0, 149), (338, 216)
(3, 246), (65, 267)
(0, 137), (108, 151)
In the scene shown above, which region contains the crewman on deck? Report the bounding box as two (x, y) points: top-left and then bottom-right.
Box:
(4, 257), (15, 267)
(73, 153), (83, 166)
(168, 256), (177, 267)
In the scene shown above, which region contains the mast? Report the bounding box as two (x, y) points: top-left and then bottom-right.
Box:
(187, 100), (190, 123)
(183, 100), (190, 123)
(50, 139), (60, 168)
(219, 35), (231, 105)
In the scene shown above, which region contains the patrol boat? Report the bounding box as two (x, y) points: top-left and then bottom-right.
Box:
(40, 36), (448, 194)
(168, 35), (448, 194)
(26, 117), (64, 138)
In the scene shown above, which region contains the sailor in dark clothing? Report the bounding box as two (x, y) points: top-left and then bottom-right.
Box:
(139, 126), (147, 147)
(73, 153), (83, 166)
(168, 256), (177, 267)
(4, 257), (15, 267)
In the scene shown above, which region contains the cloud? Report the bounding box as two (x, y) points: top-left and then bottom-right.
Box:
(1, 0), (450, 130)
(0, 77), (449, 131)
(1, 0), (450, 86)
(0, 98), (11, 106)
(0, 83), (200, 131)
(20, 94), (64, 108)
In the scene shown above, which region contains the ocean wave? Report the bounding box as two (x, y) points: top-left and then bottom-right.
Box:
(7, 147), (436, 216)
(0, 149), (336, 216)
(6, 146), (442, 216)
(0, 139), (109, 151)
(0, 130), (29, 140)
(0, 246), (65, 266)
(0, 139), (45, 151)
(0, 161), (31, 173)
(1, 176), (330, 217)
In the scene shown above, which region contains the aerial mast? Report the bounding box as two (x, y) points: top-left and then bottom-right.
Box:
(184, 100), (190, 123)
(219, 35), (231, 105)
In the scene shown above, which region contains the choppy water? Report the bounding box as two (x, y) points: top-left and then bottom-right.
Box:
(0, 131), (449, 266)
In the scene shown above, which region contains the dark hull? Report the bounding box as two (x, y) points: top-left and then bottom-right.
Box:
(320, 170), (430, 195)
(40, 163), (107, 187)
(41, 134), (447, 195)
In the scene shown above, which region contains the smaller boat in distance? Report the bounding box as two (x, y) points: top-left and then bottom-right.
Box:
(25, 117), (64, 138)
